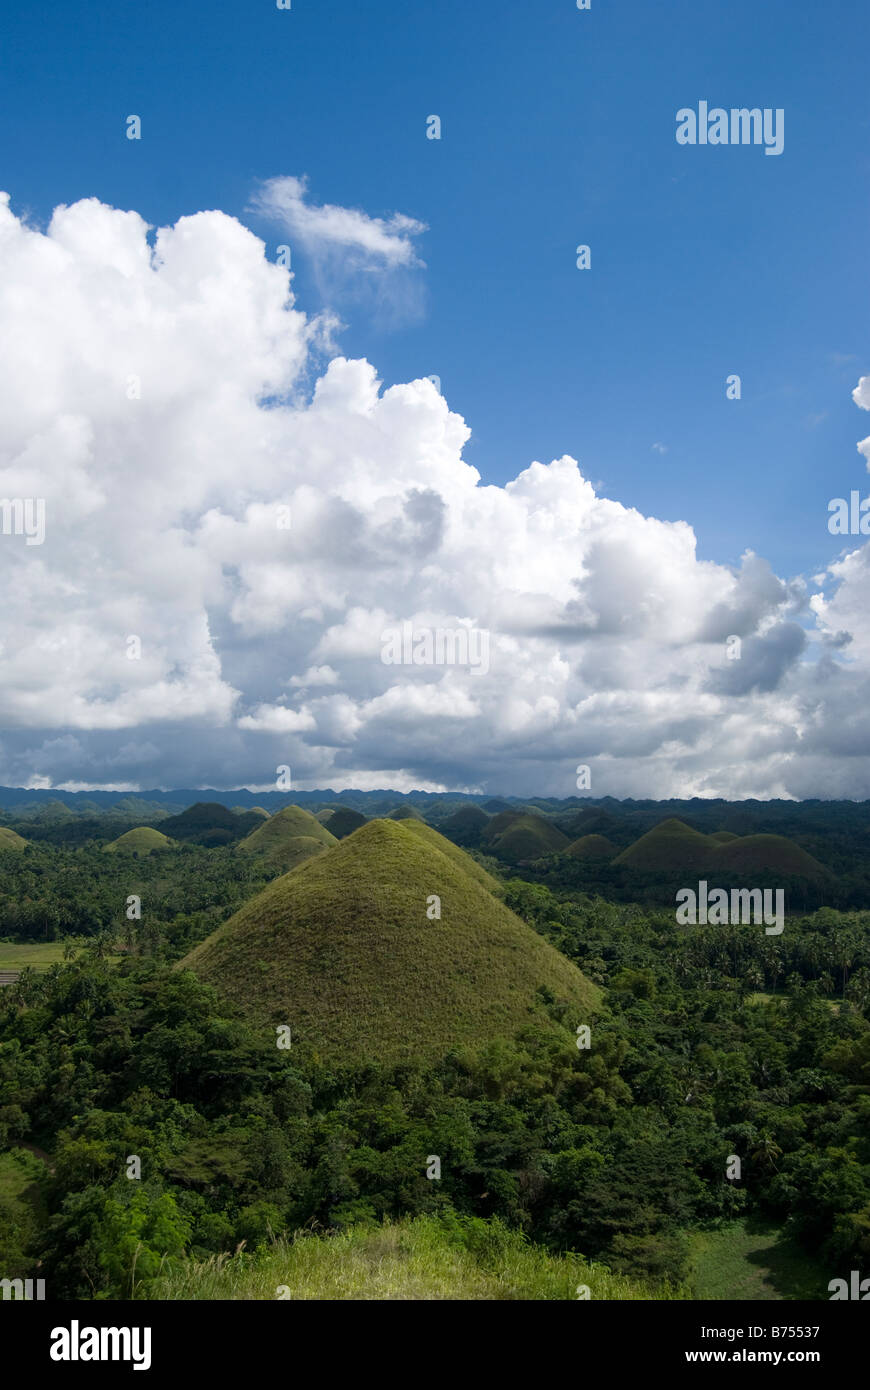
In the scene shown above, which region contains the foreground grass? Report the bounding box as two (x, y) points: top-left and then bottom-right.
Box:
(688, 1217), (826, 1300)
(149, 1215), (680, 1301)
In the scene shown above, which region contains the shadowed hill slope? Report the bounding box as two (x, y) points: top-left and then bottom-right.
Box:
(566, 834), (617, 859)
(713, 834), (827, 879)
(180, 819), (598, 1063)
(614, 820), (828, 881)
(160, 801), (254, 846)
(315, 806), (368, 838)
(484, 813), (570, 863)
(439, 804), (490, 847)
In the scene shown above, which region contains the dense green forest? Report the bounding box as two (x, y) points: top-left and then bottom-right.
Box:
(1, 800), (869, 1301)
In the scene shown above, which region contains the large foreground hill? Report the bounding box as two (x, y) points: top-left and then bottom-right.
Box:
(180, 819), (598, 1063)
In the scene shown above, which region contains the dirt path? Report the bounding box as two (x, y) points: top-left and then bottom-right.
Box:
(17, 1141), (54, 1172)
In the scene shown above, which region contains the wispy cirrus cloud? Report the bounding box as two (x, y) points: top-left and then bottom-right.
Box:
(250, 174), (426, 268)
(249, 175), (428, 328)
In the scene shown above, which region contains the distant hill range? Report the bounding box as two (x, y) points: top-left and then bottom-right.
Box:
(1, 784), (868, 836)
(0, 788), (866, 890)
(611, 818), (829, 881)
(179, 818), (598, 1065)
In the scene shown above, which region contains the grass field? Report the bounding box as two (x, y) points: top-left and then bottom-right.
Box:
(688, 1217), (826, 1300)
(0, 941), (76, 971)
(0, 940), (127, 973)
(149, 1215), (681, 1301)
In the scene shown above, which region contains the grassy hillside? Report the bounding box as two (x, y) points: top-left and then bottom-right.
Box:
(484, 810), (523, 839)
(180, 819), (598, 1063)
(237, 805), (338, 872)
(0, 826), (26, 851)
(398, 819), (504, 894)
(439, 804), (489, 846)
(558, 809), (620, 840)
(714, 833), (827, 880)
(614, 818), (715, 871)
(103, 826), (173, 855)
(613, 819), (828, 881)
(149, 1215), (671, 1301)
(566, 833), (617, 859)
(484, 813), (570, 863)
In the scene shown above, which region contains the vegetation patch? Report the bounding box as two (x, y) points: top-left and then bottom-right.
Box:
(150, 1215), (674, 1301)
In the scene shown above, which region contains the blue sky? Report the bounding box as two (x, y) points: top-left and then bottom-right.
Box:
(2, 0), (867, 577)
(0, 1), (869, 798)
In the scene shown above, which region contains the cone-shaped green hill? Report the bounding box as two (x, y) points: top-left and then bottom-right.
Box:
(566, 833), (617, 859)
(315, 806), (367, 838)
(0, 826), (27, 851)
(397, 818), (504, 895)
(713, 833), (827, 879)
(484, 812), (570, 863)
(180, 819), (598, 1063)
(613, 819), (828, 879)
(237, 805), (337, 872)
(103, 826), (173, 855)
(439, 804), (489, 847)
(613, 818), (715, 871)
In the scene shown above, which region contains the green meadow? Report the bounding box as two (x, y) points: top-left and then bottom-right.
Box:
(688, 1218), (827, 1301)
(0, 940), (78, 971)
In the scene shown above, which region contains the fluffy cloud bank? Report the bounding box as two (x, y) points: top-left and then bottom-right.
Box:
(0, 190), (868, 798)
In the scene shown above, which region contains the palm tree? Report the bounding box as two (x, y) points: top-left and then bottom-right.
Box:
(751, 1131), (782, 1172)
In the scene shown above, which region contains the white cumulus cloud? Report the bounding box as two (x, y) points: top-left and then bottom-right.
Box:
(0, 190), (869, 798)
